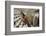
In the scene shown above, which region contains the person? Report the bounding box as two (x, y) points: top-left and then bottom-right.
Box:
(21, 12), (31, 27)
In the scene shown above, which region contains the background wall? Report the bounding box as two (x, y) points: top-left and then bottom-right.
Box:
(0, 0), (46, 36)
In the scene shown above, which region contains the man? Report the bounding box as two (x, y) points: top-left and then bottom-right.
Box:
(21, 12), (31, 27)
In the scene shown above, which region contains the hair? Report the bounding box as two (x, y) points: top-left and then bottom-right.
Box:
(21, 11), (25, 16)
